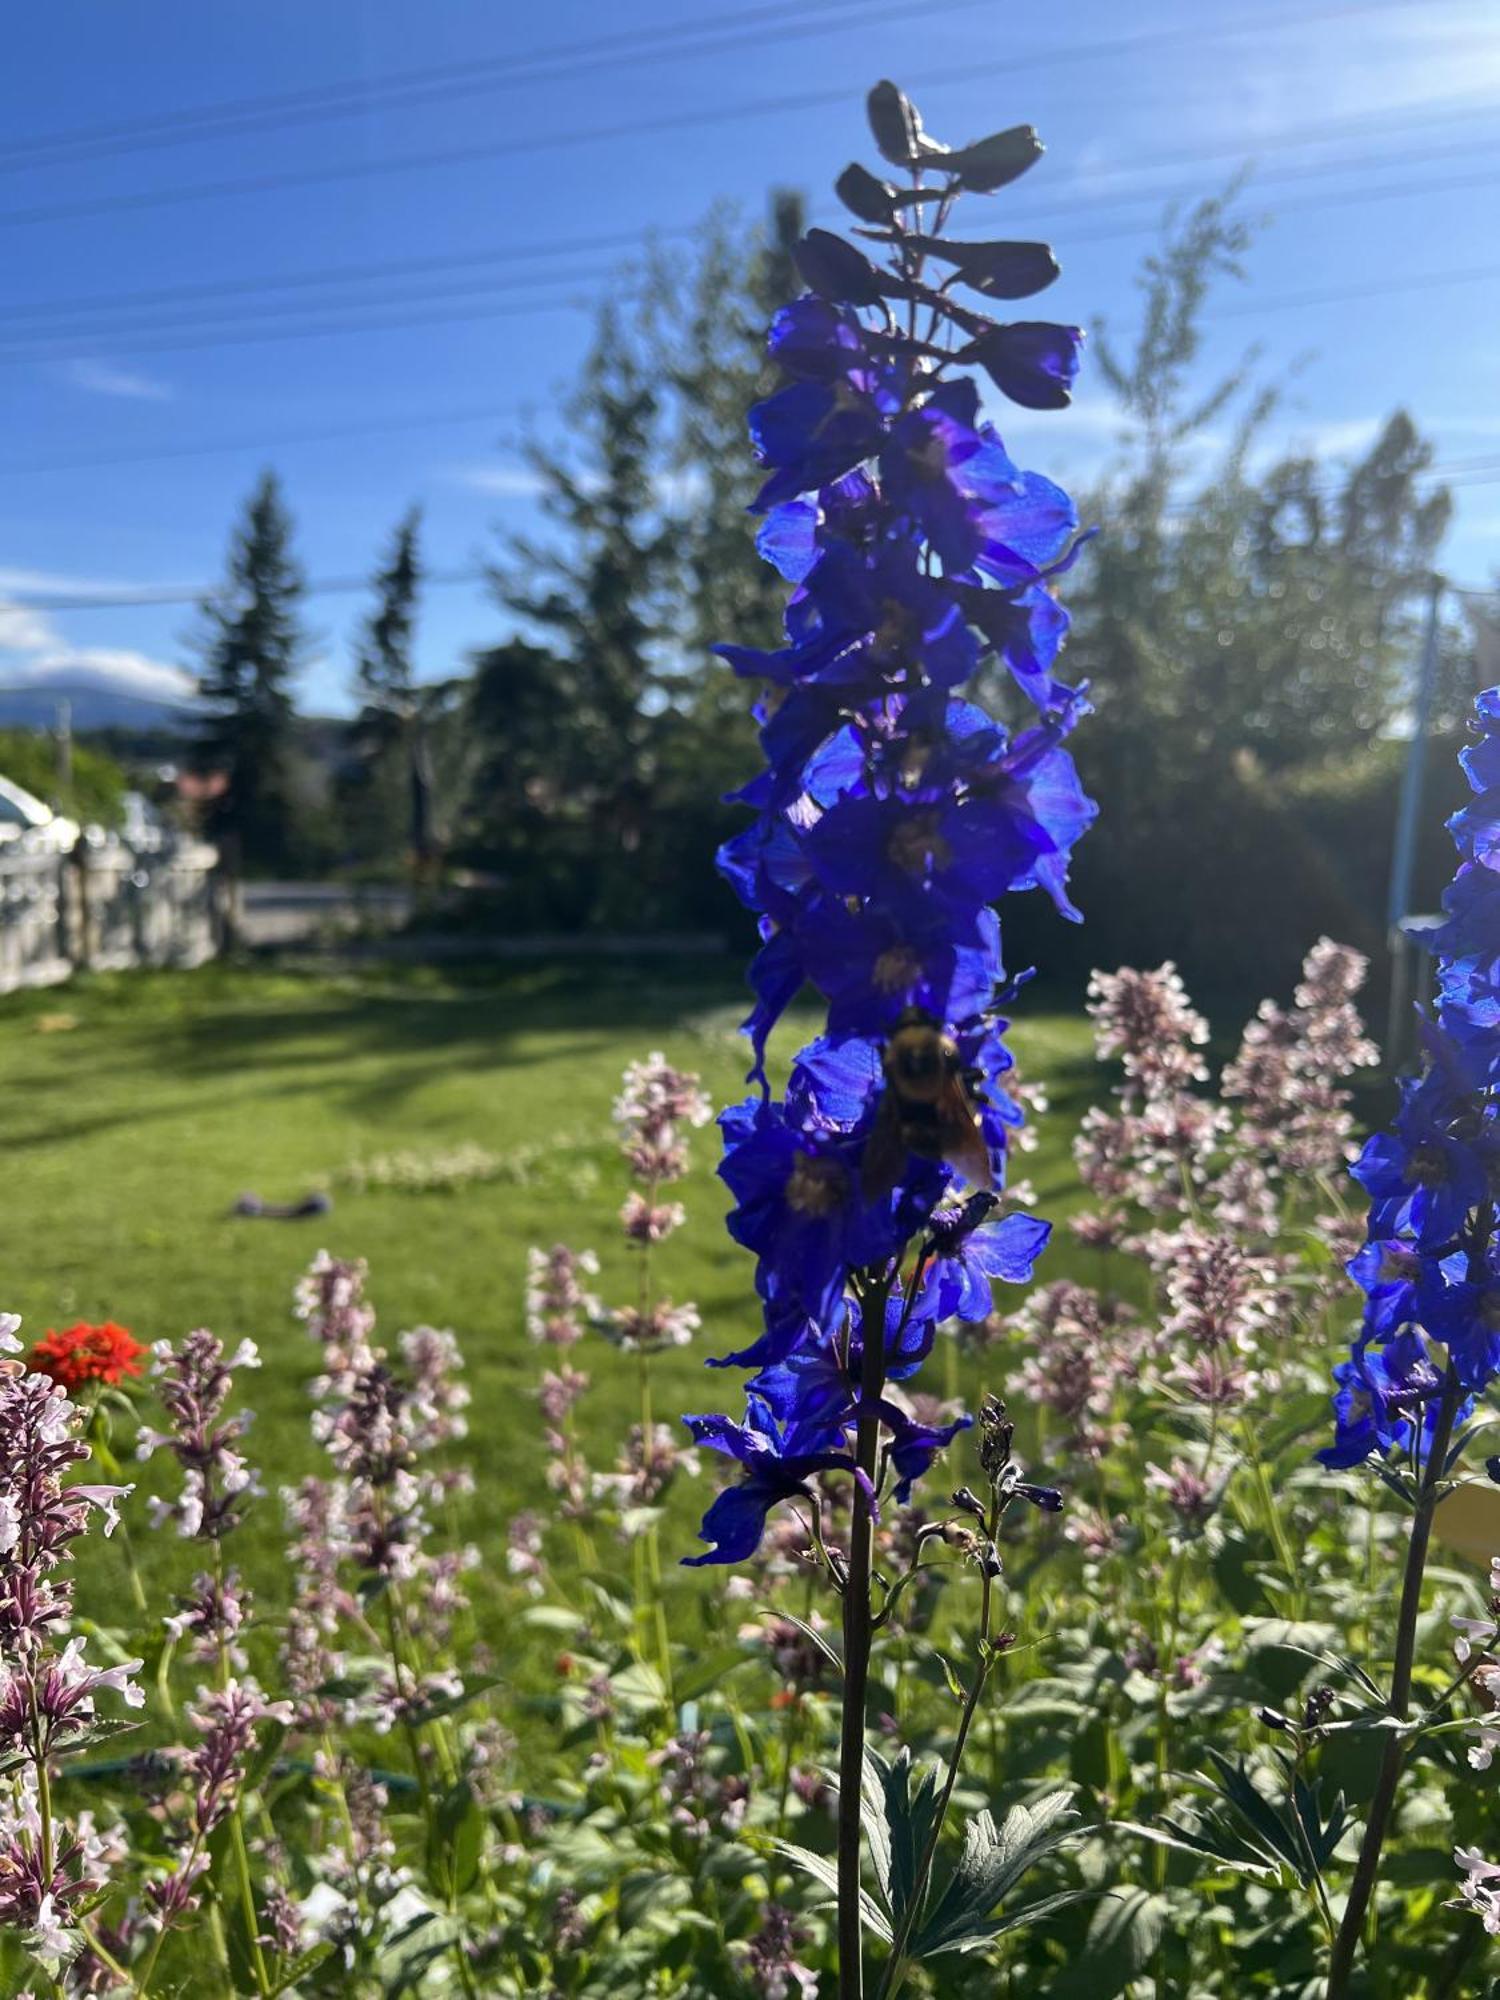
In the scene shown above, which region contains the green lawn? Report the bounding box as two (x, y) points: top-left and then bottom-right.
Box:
(0, 955), (1101, 1629)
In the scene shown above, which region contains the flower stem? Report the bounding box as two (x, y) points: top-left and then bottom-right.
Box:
(876, 1502), (1000, 2000)
(1325, 1367), (1463, 1999)
(837, 1276), (891, 2000)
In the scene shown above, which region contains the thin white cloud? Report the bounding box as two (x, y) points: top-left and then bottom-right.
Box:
(0, 600), (57, 654)
(16, 646), (197, 703)
(0, 564), (150, 599)
(444, 461), (547, 499)
(0, 592), (195, 705)
(60, 358), (173, 403)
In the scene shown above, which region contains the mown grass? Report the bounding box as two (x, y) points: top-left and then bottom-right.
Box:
(0, 955), (1104, 1637)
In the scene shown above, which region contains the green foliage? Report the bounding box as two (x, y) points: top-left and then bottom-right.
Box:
(191, 470), (311, 876)
(1, 957), (1498, 1995)
(0, 724), (127, 827)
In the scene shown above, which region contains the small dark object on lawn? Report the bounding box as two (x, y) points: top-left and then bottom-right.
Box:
(231, 1190), (333, 1221)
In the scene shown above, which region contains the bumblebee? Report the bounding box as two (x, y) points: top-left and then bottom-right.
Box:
(862, 1007), (994, 1200)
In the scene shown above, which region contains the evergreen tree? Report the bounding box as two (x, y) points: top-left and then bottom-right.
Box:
(478, 306), (673, 922)
(191, 471), (307, 875)
(346, 507), (431, 870)
(1041, 193), (1459, 990)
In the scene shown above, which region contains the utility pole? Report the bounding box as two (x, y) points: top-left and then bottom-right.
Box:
(53, 697), (72, 801)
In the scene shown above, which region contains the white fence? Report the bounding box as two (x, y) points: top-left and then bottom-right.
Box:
(0, 831), (219, 995)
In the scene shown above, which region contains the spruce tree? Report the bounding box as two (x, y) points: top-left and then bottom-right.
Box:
(484, 306), (673, 922)
(192, 471), (307, 876)
(348, 507), (429, 868)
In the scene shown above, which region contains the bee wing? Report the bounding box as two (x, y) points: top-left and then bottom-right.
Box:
(861, 1093), (909, 1202)
(939, 1078), (994, 1191)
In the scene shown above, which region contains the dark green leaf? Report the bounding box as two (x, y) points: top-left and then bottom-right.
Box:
(269, 1943), (336, 1995)
(672, 1643), (752, 1705)
(794, 229), (886, 307)
(907, 237), (1059, 300)
(945, 124), (1043, 192)
(770, 1839), (895, 1944)
(1046, 1887), (1169, 1998)
(914, 1793), (1079, 1958)
(836, 163), (899, 224)
(867, 80), (948, 168)
(1114, 1817), (1277, 1882)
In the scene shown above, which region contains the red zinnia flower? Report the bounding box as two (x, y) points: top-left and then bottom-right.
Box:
(29, 1321), (147, 1392)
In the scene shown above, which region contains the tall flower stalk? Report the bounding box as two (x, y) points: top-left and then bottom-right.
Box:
(683, 79), (1094, 1997)
(1321, 688), (1500, 1996)
(0, 1313), (140, 1990)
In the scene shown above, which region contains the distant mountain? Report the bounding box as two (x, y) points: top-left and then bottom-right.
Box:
(0, 670), (200, 734)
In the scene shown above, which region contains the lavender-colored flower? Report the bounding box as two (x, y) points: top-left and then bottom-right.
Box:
(138, 1330), (262, 1540)
(614, 1052), (713, 1185)
(1451, 1846), (1500, 1934)
(736, 1904), (821, 1999)
(525, 1245), (602, 1348)
(0, 1339), (141, 1975)
(606, 1299), (701, 1352)
(163, 1566), (250, 1670)
(1145, 1457), (1222, 1534)
(1225, 937), (1378, 1179)
(1087, 962), (1209, 1094)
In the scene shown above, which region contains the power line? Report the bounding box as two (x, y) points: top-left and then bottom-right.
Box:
(2, 138), (1497, 372)
(0, 0), (1437, 235)
(2, 260), (614, 353)
(4, 254), (1500, 479)
(3, 227), (660, 328)
(0, 0), (987, 175)
(2, 566), (491, 614)
(2, 151), (1496, 373)
(9, 474), (1500, 618)
(8, 99), (1498, 343)
(0, 402), (526, 478)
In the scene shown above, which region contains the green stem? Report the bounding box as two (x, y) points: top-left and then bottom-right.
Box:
(877, 1507), (1000, 2000)
(211, 1543), (270, 2000)
(1325, 1368), (1463, 1999)
(837, 1274), (892, 2000)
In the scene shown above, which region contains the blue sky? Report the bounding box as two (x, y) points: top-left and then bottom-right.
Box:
(1, 0), (1497, 715)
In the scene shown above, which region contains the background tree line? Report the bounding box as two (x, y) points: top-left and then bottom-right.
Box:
(178, 188), (1482, 994)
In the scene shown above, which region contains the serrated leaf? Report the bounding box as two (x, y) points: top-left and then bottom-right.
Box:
(881, 1747), (941, 1926)
(913, 1793), (1079, 1959)
(920, 1886), (1089, 1959)
(770, 1839), (894, 1943)
(1199, 1749), (1307, 1880)
(1113, 1818), (1277, 1882)
(860, 1748), (895, 1911)
(867, 80), (949, 168)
